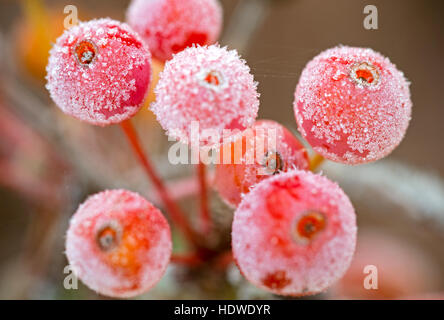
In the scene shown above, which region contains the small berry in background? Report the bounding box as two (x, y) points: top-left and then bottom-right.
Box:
(214, 120), (309, 207)
(232, 169), (357, 296)
(332, 230), (440, 299)
(126, 0), (223, 61)
(46, 18), (151, 126)
(294, 46), (412, 164)
(66, 189), (171, 298)
(152, 45), (259, 148)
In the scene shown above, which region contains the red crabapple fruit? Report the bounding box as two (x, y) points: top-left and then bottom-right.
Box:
(152, 45), (259, 148)
(232, 169), (357, 296)
(126, 0), (222, 61)
(294, 46), (412, 164)
(46, 18), (151, 126)
(66, 189), (171, 298)
(214, 120), (309, 207)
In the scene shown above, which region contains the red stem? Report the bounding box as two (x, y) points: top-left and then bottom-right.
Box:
(120, 120), (196, 246)
(213, 250), (233, 271)
(197, 161), (211, 234)
(171, 253), (203, 267)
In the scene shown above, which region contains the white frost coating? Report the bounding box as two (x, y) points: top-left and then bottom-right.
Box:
(152, 45), (259, 148)
(232, 169), (357, 296)
(46, 18), (151, 126)
(294, 46), (412, 164)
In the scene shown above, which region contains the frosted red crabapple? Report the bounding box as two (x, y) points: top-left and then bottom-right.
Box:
(65, 190), (171, 298)
(152, 45), (259, 148)
(294, 46), (412, 164)
(46, 18), (151, 126)
(126, 0), (222, 61)
(232, 170), (357, 296)
(214, 120), (309, 207)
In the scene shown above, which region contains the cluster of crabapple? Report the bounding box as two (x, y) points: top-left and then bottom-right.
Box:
(46, 0), (412, 298)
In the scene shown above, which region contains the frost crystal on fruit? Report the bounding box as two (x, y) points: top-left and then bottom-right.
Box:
(232, 170), (357, 296)
(65, 189), (172, 298)
(46, 18), (151, 126)
(152, 45), (259, 148)
(214, 120), (309, 207)
(293, 45), (412, 164)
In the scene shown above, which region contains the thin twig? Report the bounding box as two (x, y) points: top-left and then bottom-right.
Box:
(171, 253), (203, 267)
(120, 120), (197, 247)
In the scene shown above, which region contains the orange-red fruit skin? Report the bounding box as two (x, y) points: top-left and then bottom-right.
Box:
(66, 190), (171, 298)
(214, 120), (309, 207)
(232, 170), (357, 296)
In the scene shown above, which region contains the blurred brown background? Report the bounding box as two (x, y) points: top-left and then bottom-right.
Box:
(0, 0), (442, 299)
